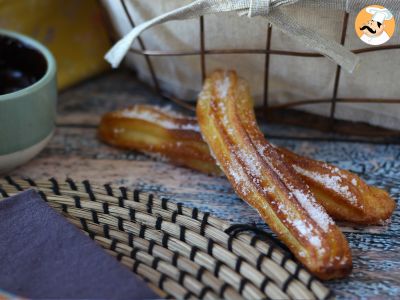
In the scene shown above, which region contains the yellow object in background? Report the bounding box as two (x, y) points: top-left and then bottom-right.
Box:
(0, 0), (111, 90)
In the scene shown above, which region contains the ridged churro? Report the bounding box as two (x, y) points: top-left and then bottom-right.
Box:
(99, 105), (395, 225)
(98, 105), (221, 175)
(278, 147), (395, 224)
(197, 70), (352, 279)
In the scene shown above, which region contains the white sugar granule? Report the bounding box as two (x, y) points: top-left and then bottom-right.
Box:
(309, 236), (322, 248)
(217, 101), (230, 127)
(217, 76), (231, 98)
(263, 186), (276, 194)
(225, 157), (250, 196)
(229, 164), (245, 187)
(292, 219), (321, 247)
(236, 149), (263, 178)
(121, 107), (200, 132)
(299, 251), (306, 257)
(291, 188), (333, 232)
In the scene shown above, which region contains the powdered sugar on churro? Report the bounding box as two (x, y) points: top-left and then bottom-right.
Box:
(292, 220), (321, 247)
(251, 139), (333, 233)
(214, 76), (334, 235)
(293, 165), (358, 206)
(121, 106), (200, 132)
(226, 157), (250, 196)
(272, 200), (324, 251)
(291, 188), (333, 232)
(216, 75), (231, 98)
(235, 144), (333, 235)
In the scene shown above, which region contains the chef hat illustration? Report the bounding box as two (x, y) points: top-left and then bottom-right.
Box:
(366, 6), (393, 23)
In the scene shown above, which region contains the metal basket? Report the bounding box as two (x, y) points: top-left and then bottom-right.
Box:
(107, 0), (400, 137)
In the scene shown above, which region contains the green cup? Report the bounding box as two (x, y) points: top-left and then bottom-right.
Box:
(0, 29), (57, 173)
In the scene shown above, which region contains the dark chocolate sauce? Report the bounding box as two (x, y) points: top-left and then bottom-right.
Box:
(0, 35), (47, 95)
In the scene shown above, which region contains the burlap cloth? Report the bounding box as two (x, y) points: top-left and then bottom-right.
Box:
(102, 0), (400, 130)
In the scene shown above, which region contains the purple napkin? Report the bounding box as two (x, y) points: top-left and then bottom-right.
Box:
(0, 189), (158, 299)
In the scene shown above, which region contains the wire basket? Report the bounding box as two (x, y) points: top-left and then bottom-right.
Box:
(102, 0), (400, 137)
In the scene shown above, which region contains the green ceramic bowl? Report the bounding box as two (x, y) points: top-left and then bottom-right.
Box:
(0, 29), (57, 173)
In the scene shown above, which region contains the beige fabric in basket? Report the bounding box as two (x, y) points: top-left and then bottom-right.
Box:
(102, 0), (400, 130)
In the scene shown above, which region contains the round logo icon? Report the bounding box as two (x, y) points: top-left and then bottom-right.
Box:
(355, 5), (395, 45)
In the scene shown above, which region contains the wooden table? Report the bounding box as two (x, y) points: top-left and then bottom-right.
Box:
(10, 70), (400, 299)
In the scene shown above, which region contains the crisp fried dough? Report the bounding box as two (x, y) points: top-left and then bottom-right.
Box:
(98, 105), (221, 175)
(197, 70), (352, 280)
(99, 105), (395, 225)
(277, 147), (396, 224)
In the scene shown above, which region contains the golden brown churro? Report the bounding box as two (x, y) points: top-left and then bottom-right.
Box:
(99, 105), (395, 225)
(98, 105), (221, 175)
(278, 147), (395, 225)
(197, 70), (351, 279)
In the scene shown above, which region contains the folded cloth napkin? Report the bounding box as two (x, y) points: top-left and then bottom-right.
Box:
(0, 189), (158, 299)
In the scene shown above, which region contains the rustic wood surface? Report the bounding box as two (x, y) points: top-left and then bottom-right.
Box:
(8, 70), (400, 299)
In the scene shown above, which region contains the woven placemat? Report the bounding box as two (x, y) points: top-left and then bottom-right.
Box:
(0, 177), (333, 300)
